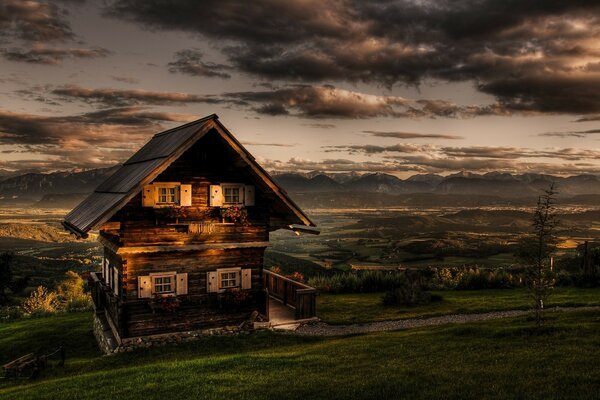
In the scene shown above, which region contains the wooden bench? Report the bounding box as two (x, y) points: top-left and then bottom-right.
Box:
(2, 353), (37, 378)
(2, 347), (65, 379)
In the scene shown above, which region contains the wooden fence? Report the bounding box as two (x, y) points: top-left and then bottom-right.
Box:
(263, 270), (317, 319)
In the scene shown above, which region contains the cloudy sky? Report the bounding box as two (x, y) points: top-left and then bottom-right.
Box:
(1, 0), (599, 177)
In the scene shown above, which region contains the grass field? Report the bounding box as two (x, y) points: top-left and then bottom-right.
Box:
(317, 287), (600, 324)
(1, 309), (600, 399)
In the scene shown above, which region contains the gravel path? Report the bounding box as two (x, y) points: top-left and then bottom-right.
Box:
(295, 306), (600, 336)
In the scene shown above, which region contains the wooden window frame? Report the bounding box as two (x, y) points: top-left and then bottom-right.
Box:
(150, 272), (177, 296)
(217, 267), (241, 291)
(154, 182), (180, 207)
(221, 183), (244, 206)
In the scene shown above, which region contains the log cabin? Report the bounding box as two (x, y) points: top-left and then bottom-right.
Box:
(62, 114), (318, 349)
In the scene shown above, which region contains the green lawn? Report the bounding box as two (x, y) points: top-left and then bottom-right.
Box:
(1, 310), (600, 399)
(317, 287), (600, 324)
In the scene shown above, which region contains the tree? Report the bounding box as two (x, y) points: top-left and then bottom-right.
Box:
(521, 184), (559, 327)
(0, 252), (14, 304)
(0, 252), (30, 305)
(56, 270), (91, 310)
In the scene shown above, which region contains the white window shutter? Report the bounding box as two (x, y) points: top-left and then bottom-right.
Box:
(244, 185), (255, 206)
(207, 271), (218, 293)
(142, 184), (156, 207)
(179, 184), (192, 206)
(113, 268), (119, 295)
(241, 269), (252, 289)
(103, 259), (110, 285)
(209, 185), (223, 207)
(176, 273), (188, 295)
(138, 276), (152, 298)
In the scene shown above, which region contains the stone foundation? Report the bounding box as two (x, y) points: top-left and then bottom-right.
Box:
(92, 313), (258, 355)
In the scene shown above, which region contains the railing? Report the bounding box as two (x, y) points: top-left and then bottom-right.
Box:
(263, 270), (317, 320)
(88, 272), (123, 335)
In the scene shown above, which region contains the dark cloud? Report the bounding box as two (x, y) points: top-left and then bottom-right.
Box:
(325, 143), (429, 155)
(222, 85), (409, 118)
(0, 0), (74, 43)
(50, 84), (220, 107)
(327, 143), (600, 162)
(302, 123), (337, 129)
(261, 155), (600, 176)
(241, 141), (296, 147)
(111, 76), (140, 84)
(0, 107), (196, 170)
(221, 85), (512, 119)
(260, 157), (411, 174)
(365, 130), (463, 140)
(168, 49), (232, 79)
(574, 115), (600, 122)
(2, 46), (110, 65)
(539, 129), (600, 138)
(105, 0), (600, 115)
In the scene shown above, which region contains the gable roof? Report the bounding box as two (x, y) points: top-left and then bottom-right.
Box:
(63, 114), (315, 238)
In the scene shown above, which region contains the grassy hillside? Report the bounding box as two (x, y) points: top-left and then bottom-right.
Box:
(1, 310), (599, 400)
(317, 287), (600, 324)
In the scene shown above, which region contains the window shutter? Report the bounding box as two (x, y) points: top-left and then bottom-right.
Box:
(138, 276), (152, 298)
(241, 269), (252, 289)
(103, 259), (110, 285)
(142, 184), (156, 207)
(176, 273), (188, 295)
(113, 268), (119, 295)
(207, 271), (218, 293)
(209, 185), (223, 207)
(179, 184), (192, 206)
(244, 185), (255, 206)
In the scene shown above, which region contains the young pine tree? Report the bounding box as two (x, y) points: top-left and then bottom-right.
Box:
(525, 184), (559, 327)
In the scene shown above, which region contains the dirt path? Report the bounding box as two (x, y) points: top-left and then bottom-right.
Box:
(294, 306), (600, 336)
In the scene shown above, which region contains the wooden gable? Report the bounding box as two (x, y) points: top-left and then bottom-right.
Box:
(63, 114), (315, 238)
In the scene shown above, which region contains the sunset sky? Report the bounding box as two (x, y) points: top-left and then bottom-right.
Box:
(1, 0), (599, 177)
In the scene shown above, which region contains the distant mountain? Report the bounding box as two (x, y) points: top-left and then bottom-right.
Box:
(344, 173), (406, 193)
(0, 166), (119, 201)
(3, 165), (600, 208)
(273, 173), (342, 192)
(272, 171), (600, 198)
(406, 174), (444, 185)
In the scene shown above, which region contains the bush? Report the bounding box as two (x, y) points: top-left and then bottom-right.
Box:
(381, 280), (442, 307)
(22, 286), (60, 316)
(308, 270), (408, 293)
(431, 267), (522, 290)
(0, 305), (24, 322)
(57, 270), (92, 311)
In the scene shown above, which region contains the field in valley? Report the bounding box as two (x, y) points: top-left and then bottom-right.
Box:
(3, 200), (600, 294)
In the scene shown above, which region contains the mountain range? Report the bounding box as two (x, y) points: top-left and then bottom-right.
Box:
(272, 171), (600, 198)
(2, 168), (600, 207)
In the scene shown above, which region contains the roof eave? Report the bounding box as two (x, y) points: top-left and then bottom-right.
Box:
(62, 220), (88, 239)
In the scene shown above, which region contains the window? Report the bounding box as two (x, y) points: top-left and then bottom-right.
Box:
(222, 184), (244, 205)
(153, 275), (175, 294)
(219, 270), (239, 289)
(207, 268), (251, 293)
(157, 186), (178, 204)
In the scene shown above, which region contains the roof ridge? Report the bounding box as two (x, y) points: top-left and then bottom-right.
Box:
(153, 113), (218, 138)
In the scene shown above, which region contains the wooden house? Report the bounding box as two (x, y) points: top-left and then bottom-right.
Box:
(63, 114), (318, 348)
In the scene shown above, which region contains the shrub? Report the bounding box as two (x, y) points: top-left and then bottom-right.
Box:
(308, 270), (408, 293)
(57, 270), (92, 311)
(431, 267), (522, 290)
(0, 305), (23, 322)
(22, 286), (59, 316)
(381, 280), (442, 307)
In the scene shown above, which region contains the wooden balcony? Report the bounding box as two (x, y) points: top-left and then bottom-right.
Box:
(89, 272), (124, 338)
(263, 270), (317, 320)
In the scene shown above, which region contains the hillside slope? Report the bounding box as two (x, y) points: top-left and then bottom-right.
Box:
(1, 310), (599, 400)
